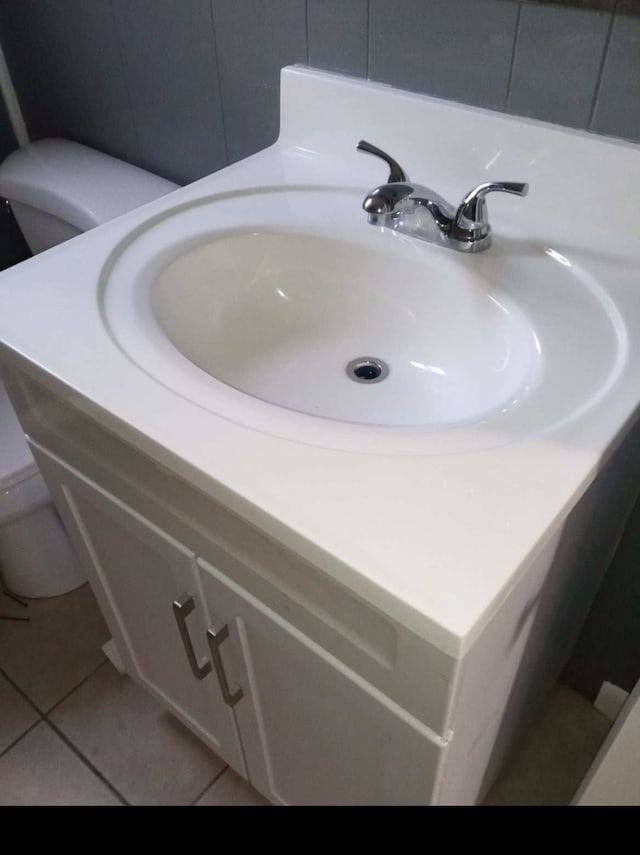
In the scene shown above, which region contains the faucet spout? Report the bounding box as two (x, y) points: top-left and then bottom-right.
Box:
(357, 141), (528, 253)
(362, 182), (415, 217)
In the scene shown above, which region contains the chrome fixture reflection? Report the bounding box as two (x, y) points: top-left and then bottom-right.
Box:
(357, 140), (528, 253)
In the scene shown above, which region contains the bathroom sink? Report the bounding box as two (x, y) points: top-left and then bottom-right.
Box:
(4, 66), (640, 808)
(150, 228), (538, 427)
(101, 186), (626, 453)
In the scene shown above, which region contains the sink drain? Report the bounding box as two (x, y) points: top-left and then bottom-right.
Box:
(346, 357), (389, 384)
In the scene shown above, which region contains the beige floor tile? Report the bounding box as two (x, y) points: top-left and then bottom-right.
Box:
(0, 583), (109, 712)
(0, 673), (40, 754)
(50, 663), (226, 805)
(0, 721), (120, 805)
(484, 682), (611, 806)
(196, 769), (270, 806)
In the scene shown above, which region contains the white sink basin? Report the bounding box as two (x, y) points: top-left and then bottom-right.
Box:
(151, 229), (537, 427)
(101, 187), (626, 453)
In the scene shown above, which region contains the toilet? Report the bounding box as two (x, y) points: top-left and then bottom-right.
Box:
(0, 139), (178, 597)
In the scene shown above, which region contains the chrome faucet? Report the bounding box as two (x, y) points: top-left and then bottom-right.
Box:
(357, 141), (528, 253)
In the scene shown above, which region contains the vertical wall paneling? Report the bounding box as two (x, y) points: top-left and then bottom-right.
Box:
(522, 1), (615, 9)
(368, 0), (520, 111)
(211, 0), (307, 163)
(112, 0), (227, 184)
(1, 1), (640, 173)
(307, 0), (368, 78)
(591, 3), (640, 140)
(9, 1), (139, 163)
(508, 4), (611, 128)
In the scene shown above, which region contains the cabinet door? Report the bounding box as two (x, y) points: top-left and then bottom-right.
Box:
(197, 557), (447, 805)
(32, 445), (245, 773)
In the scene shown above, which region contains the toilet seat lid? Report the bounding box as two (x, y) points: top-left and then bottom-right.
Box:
(0, 382), (38, 490)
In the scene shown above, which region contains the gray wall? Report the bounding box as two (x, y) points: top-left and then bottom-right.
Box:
(0, 1), (638, 185)
(0, 0), (637, 697)
(564, 493), (640, 699)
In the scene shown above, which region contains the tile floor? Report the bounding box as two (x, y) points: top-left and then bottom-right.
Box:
(483, 682), (611, 806)
(0, 584), (267, 806)
(0, 583), (610, 806)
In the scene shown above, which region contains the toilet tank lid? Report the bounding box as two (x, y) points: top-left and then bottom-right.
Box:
(0, 139), (178, 232)
(0, 382), (36, 490)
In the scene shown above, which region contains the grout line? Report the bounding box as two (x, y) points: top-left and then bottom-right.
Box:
(587, 7), (616, 129)
(45, 719), (130, 806)
(209, 0), (230, 166)
(504, 2), (523, 113)
(43, 657), (110, 717)
(365, 0), (371, 78)
(0, 657), (110, 761)
(189, 764), (230, 806)
(0, 719), (43, 761)
(0, 666), (44, 717)
(107, 0), (143, 165)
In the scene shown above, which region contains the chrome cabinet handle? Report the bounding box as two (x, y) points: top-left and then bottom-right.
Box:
(206, 625), (244, 707)
(172, 594), (212, 680)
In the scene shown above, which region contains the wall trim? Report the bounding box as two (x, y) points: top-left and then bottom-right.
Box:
(0, 39), (28, 147)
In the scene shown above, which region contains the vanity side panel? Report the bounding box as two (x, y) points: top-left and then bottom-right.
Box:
(435, 421), (640, 805)
(3, 365), (457, 734)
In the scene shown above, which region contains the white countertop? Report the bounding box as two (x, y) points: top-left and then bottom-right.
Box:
(1, 68), (639, 658)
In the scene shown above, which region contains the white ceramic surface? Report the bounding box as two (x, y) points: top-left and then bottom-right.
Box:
(103, 188), (535, 434)
(0, 139), (177, 233)
(102, 187), (625, 454)
(1, 68), (640, 654)
(151, 225), (535, 428)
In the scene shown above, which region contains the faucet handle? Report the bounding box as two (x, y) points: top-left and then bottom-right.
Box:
(456, 181), (529, 229)
(357, 140), (408, 183)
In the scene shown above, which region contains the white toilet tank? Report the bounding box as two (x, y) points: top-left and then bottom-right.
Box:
(0, 138), (178, 598)
(0, 138), (178, 253)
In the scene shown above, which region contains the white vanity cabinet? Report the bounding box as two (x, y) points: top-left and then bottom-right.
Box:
(195, 556), (444, 805)
(33, 443), (445, 806)
(34, 444), (245, 772)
